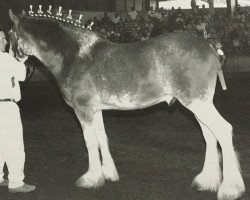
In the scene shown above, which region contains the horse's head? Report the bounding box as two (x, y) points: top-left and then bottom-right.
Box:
(9, 9), (77, 77)
(8, 8), (101, 80)
(9, 10), (35, 59)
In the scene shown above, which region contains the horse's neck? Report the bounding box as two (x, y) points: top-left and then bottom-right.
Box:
(34, 50), (64, 80)
(32, 28), (101, 80)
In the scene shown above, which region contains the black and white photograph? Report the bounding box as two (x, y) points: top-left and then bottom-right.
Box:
(0, 0), (249, 199)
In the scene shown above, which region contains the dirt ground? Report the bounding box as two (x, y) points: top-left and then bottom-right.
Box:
(0, 72), (249, 200)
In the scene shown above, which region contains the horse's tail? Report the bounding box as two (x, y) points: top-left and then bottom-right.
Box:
(209, 41), (227, 90)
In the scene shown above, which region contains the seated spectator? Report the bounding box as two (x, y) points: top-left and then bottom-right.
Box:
(186, 23), (197, 35)
(208, 28), (218, 40)
(154, 9), (163, 21)
(101, 12), (111, 25)
(196, 19), (208, 39)
(85, 19), (93, 28)
(140, 30), (150, 42)
(160, 10), (168, 22)
(107, 28), (121, 43)
(176, 7), (185, 19)
(175, 14), (185, 31)
(93, 16), (100, 26)
(131, 26), (140, 42)
(138, 15), (146, 24)
(100, 28), (108, 39)
(128, 7), (138, 22)
(145, 21), (154, 33)
(147, 6), (155, 19)
(229, 25), (241, 53)
(92, 17), (101, 32)
(112, 12), (121, 25)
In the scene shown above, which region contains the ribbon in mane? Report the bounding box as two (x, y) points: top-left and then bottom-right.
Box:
(28, 5), (94, 30)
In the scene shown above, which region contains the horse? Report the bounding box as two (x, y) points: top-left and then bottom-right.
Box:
(9, 9), (245, 200)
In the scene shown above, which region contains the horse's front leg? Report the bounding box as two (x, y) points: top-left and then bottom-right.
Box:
(94, 111), (119, 182)
(74, 109), (105, 188)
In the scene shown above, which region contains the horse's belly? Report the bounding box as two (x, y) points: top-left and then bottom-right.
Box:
(101, 92), (170, 110)
(100, 80), (170, 110)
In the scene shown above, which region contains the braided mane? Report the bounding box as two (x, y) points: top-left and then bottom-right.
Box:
(27, 5), (94, 30)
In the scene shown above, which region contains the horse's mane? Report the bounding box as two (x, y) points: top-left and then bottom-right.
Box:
(27, 6), (88, 29)
(19, 9), (101, 56)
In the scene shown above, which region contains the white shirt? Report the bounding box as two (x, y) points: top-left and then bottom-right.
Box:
(0, 52), (26, 102)
(128, 10), (138, 20)
(112, 16), (121, 24)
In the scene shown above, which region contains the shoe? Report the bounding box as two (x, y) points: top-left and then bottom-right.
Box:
(0, 179), (8, 186)
(8, 183), (36, 193)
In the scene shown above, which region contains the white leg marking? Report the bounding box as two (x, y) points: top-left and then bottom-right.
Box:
(75, 113), (105, 188)
(188, 102), (245, 200)
(94, 111), (119, 182)
(192, 117), (222, 192)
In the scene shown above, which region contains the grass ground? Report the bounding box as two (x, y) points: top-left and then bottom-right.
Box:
(0, 73), (249, 200)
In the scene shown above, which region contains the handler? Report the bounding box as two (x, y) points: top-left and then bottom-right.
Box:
(0, 29), (35, 193)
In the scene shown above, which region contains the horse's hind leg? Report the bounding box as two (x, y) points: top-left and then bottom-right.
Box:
(94, 111), (119, 182)
(187, 101), (245, 200)
(192, 117), (222, 192)
(74, 110), (105, 188)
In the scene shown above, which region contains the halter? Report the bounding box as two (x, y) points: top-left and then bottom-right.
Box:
(28, 5), (94, 30)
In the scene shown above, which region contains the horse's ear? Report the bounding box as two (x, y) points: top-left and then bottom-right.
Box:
(9, 9), (20, 25)
(21, 10), (26, 17)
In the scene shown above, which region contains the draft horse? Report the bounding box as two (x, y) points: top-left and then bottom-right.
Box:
(9, 10), (245, 200)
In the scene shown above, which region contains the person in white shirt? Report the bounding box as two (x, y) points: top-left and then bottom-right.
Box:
(128, 7), (138, 22)
(112, 13), (121, 25)
(0, 29), (35, 193)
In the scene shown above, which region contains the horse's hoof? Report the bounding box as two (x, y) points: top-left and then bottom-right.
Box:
(217, 178), (245, 200)
(102, 165), (119, 182)
(75, 171), (105, 188)
(192, 172), (221, 192)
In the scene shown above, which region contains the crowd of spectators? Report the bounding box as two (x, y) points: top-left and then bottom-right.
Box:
(84, 3), (250, 54)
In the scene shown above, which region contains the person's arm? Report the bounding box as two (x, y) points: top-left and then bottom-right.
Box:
(4, 53), (27, 81)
